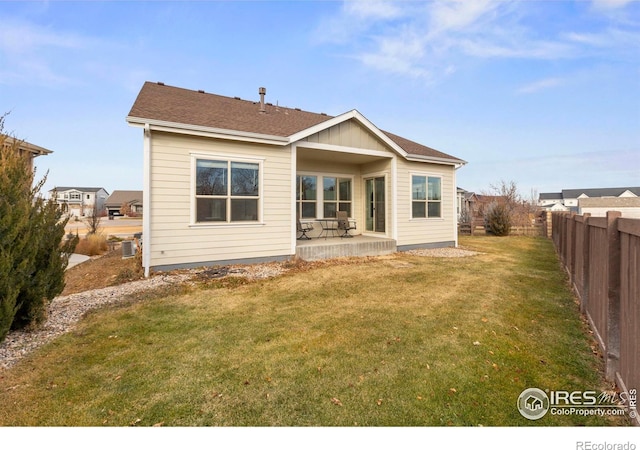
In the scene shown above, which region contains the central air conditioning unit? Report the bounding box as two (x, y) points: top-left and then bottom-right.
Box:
(122, 240), (136, 258)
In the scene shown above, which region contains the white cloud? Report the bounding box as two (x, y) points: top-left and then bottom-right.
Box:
(564, 27), (640, 52)
(0, 20), (87, 86)
(517, 77), (564, 94)
(590, 0), (636, 10)
(428, 0), (502, 34)
(0, 21), (84, 56)
(357, 30), (430, 79)
(315, 0), (640, 82)
(343, 0), (403, 20)
(0, 18), (150, 90)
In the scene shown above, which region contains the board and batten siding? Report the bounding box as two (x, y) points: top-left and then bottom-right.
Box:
(395, 159), (456, 247)
(148, 132), (293, 269)
(303, 118), (390, 152)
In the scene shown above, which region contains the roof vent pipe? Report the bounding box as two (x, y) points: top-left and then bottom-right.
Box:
(259, 87), (266, 113)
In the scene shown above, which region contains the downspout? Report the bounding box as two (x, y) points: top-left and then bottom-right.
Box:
(290, 143), (297, 256)
(452, 161), (466, 248)
(453, 164), (458, 248)
(391, 157), (398, 241)
(143, 124), (151, 277)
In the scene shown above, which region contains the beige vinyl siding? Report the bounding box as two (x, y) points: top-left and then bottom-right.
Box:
(149, 132), (292, 268)
(395, 159), (456, 246)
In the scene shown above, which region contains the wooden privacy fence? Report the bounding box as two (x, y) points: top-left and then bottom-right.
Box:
(552, 211), (639, 423)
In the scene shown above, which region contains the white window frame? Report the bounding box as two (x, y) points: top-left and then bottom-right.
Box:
(296, 171), (355, 219)
(190, 153), (264, 227)
(296, 174), (318, 220)
(410, 172), (443, 220)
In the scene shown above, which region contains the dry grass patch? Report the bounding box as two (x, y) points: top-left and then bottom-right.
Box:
(62, 249), (144, 295)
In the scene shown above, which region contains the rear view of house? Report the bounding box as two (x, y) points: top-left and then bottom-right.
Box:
(127, 82), (466, 276)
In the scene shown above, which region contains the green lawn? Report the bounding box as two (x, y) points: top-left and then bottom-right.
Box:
(0, 236), (630, 426)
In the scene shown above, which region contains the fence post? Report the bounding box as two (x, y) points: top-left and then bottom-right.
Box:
(605, 210), (622, 382)
(568, 212), (576, 283)
(581, 213), (591, 314)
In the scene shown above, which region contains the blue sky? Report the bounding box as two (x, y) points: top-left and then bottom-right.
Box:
(1, 0), (638, 199)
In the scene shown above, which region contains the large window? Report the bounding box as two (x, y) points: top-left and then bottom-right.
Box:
(196, 159), (259, 223)
(323, 177), (352, 218)
(296, 175), (317, 219)
(412, 175), (441, 218)
(297, 174), (353, 219)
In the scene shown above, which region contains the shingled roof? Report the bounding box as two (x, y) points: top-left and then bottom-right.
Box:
(128, 82), (464, 163)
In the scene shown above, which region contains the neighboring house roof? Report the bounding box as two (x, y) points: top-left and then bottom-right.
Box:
(105, 190), (143, 207)
(127, 81), (465, 165)
(539, 192), (563, 201)
(2, 135), (53, 157)
(562, 187), (640, 198)
(50, 187), (108, 194)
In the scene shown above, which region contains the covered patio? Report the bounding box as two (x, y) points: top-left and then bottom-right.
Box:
(295, 235), (397, 261)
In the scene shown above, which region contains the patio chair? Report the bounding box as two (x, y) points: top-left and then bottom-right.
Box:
(297, 217), (314, 240)
(336, 210), (356, 238)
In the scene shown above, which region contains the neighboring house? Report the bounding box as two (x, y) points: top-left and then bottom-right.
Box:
(456, 187), (477, 223)
(538, 192), (565, 209)
(2, 135), (52, 171)
(542, 202), (569, 212)
(578, 197), (640, 218)
(105, 190), (143, 216)
(127, 82), (466, 276)
(539, 187), (640, 213)
(49, 187), (109, 217)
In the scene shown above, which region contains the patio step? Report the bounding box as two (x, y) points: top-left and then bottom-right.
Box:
(296, 236), (397, 261)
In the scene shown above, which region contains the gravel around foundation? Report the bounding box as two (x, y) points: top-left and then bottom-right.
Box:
(0, 248), (476, 370)
(405, 247), (480, 258)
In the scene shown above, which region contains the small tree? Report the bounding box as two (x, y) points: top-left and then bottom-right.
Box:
(484, 201), (512, 236)
(482, 180), (521, 236)
(12, 191), (77, 329)
(84, 201), (102, 235)
(0, 119), (36, 341)
(119, 201), (132, 217)
(0, 114), (77, 340)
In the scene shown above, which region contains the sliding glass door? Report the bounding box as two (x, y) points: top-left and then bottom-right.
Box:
(365, 177), (385, 233)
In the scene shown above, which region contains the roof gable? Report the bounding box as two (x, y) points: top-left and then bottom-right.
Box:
(127, 82), (465, 165)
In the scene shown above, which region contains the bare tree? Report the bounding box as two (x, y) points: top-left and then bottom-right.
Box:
(84, 201), (102, 235)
